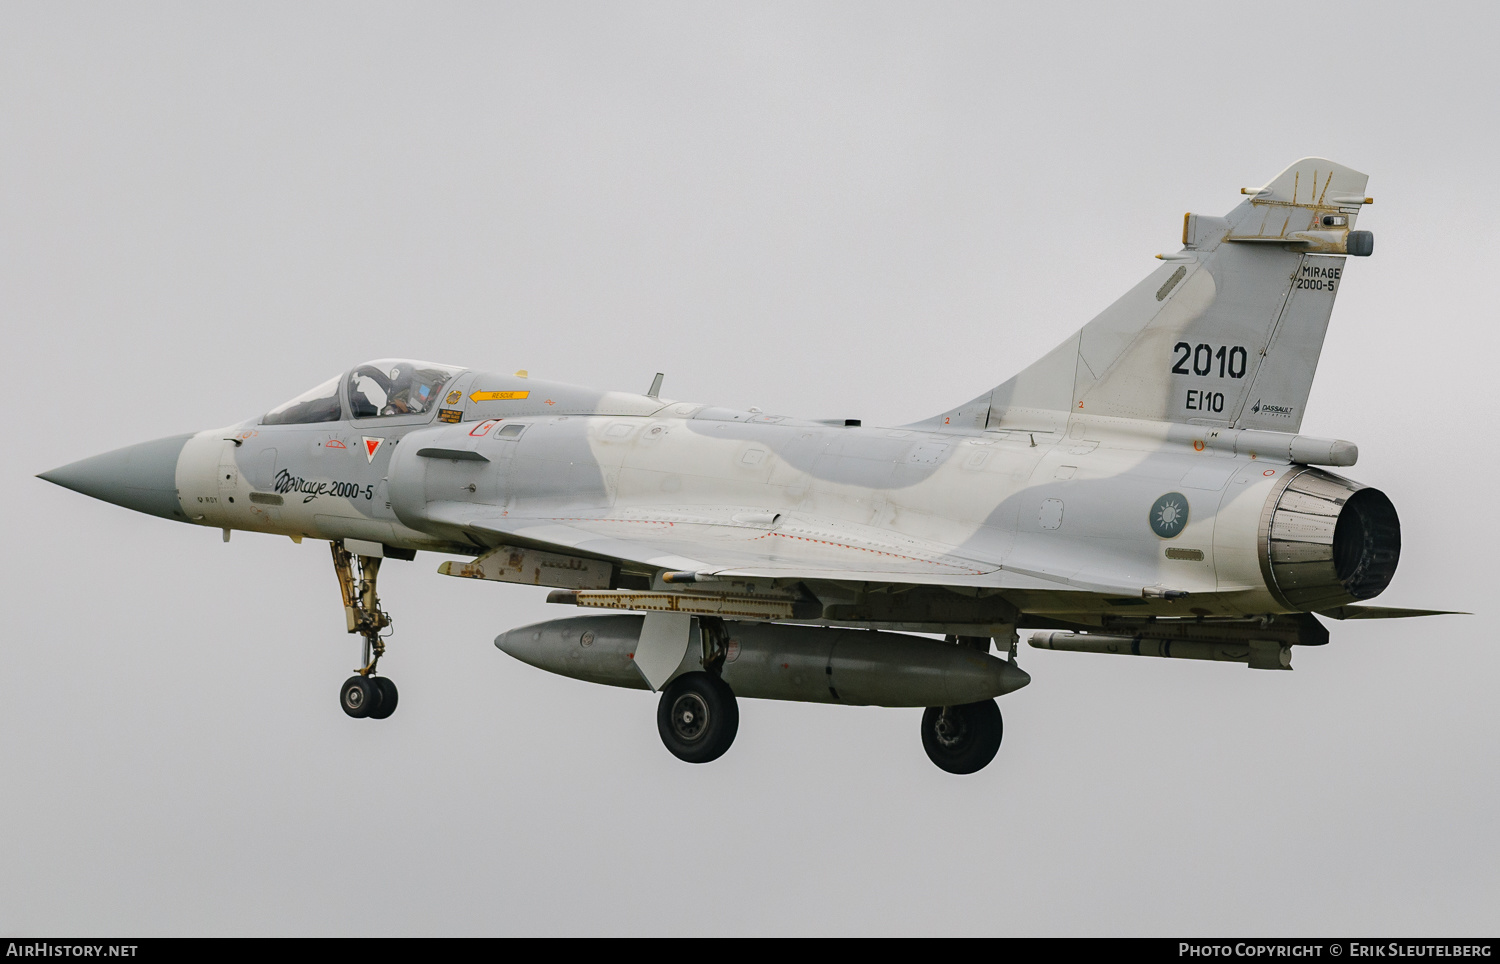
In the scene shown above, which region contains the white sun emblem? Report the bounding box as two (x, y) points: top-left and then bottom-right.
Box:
(1150, 492), (1189, 537)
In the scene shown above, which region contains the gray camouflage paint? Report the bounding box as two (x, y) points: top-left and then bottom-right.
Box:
(39, 158), (1400, 648)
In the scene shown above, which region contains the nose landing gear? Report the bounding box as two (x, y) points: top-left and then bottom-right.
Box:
(340, 674), (399, 719)
(331, 541), (399, 720)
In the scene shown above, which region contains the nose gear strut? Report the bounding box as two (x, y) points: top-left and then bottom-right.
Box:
(331, 541), (399, 719)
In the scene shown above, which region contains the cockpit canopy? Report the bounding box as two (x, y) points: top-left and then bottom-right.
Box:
(346, 359), (463, 418)
(262, 359), (464, 425)
(261, 374), (342, 425)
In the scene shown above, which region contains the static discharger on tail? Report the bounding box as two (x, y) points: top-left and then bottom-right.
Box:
(38, 159), (1461, 775)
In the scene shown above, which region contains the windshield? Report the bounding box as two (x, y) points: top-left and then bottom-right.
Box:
(347, 359), (463, 418)
(262, 375), (342, 425)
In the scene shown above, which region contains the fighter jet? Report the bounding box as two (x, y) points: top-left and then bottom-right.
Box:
(39, 158), (1456, 774)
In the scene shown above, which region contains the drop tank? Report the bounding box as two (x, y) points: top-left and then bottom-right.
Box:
(496, 614), (1030, 707)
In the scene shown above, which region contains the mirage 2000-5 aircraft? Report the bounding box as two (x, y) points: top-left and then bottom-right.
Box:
(40, 157), (1457, 774)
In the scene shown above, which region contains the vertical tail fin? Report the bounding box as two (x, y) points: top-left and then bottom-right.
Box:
(936, 158), (1373, 433)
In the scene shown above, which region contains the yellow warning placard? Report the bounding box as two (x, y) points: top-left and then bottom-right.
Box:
(469, 390), (530, 402)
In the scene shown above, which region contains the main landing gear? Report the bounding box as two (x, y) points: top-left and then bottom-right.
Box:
(331, 541), (399, 720)
(652, 679), (1005, 772)
(914, 633), (1009, 774)
(657, 672), (739, 764)
(920, 700), (1003, 774)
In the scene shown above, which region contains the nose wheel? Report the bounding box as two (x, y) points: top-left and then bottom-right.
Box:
(331, 542), (400, 720)
(340, 674), (399, 719)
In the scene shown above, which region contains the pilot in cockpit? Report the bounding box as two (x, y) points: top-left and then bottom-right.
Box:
(381, 368), (438, 415)
(347, 360), (457, 419)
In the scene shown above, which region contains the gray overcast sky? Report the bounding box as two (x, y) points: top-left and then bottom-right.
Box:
(2, 1), (1496, 936)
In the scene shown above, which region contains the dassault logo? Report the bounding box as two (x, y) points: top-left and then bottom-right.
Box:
(1251, 399), (1295, 417)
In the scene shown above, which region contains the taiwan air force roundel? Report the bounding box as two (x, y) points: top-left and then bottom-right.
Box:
(1149, 492), (1189, 538)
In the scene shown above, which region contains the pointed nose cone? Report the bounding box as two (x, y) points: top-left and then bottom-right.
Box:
(38, 433), (193, 521)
